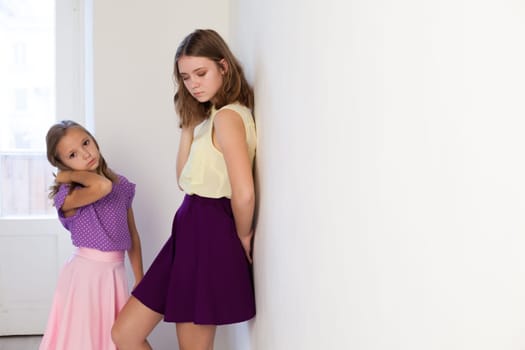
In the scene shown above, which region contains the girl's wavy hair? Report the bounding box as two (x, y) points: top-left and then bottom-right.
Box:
(45, 120), (116, 200)
(173, 29), (254, 128)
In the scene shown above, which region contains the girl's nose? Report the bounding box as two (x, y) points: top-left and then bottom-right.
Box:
(191, 79), (200, 90)
(82, 150), (91, 159)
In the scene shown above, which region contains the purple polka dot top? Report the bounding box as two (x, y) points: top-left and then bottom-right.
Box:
(54, 174), (135, 251)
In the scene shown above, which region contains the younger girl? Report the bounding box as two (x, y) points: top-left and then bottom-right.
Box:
(112, 29), (256, 350)
(40, 120), (144, 350)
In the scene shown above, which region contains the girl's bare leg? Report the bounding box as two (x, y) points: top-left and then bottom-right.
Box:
(112, 296), (163, 350)
(176, 322), (217, 350)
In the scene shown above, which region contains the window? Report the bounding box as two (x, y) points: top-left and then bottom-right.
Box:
(0, 0), (89, 217)
(13, 42), (27, 66)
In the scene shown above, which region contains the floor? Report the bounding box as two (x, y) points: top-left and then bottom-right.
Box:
(0, 336), (42, 350)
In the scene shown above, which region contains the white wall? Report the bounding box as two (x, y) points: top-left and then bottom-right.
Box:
(232, 0), (525, 349)
(91, 1), (251, 349)
(91, 1), (525, 349)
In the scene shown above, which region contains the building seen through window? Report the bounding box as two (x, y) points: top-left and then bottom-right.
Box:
(0, 0), (56, 217)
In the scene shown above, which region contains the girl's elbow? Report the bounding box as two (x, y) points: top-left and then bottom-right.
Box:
(99, 179), (113, 196)
(233, 189), (255, 207)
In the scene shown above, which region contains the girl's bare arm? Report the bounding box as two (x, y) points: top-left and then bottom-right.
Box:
(176, 125), (195, 190)
(57, 170), (112, 213)
(213, 109), (255, 260)
(126, 207), (144, 289)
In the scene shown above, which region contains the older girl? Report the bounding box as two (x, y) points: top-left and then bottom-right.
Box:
(112, 29), (256, 350)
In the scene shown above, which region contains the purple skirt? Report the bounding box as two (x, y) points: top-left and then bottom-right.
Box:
(132, 194), (255, 325)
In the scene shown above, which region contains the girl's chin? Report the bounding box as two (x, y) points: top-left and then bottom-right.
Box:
(193, 95), (211, 103)
(87, 161), (99, 170)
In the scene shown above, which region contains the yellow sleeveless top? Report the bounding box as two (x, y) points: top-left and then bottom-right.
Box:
(179, 102), (256, 199)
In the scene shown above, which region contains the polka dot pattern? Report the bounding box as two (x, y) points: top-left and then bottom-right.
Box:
(54, 174), (136, 251)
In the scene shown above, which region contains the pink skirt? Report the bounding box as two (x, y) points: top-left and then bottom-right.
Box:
(39, 248), (129, 350)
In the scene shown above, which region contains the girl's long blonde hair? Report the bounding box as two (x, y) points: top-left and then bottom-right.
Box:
(173, 29), (254, 128)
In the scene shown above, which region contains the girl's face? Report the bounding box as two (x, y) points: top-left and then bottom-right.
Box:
(56, 127), (100, 171)
(178, 55), (225, 103)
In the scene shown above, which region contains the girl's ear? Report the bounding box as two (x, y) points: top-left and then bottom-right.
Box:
(219, 58), (228, 75)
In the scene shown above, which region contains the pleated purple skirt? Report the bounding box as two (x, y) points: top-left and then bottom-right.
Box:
(132, 194), (255, 325)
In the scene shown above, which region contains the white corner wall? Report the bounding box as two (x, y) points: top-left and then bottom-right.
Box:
(90, 1), (254, 349)
(232, 1), (525, 349)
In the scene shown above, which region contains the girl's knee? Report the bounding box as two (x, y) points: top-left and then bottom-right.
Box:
(111, 321), (137, 348)
(110, 322), (124, 346)
(111, 317), (152, 349)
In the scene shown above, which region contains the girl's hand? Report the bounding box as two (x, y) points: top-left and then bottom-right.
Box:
(240, 231), (254, 264)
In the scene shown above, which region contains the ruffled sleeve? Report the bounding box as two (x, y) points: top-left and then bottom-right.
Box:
(118, 175), (136, 209)
(53, 183), (79, 227)
(54, 183), (69, 211)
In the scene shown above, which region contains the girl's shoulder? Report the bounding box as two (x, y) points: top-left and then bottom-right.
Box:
(110, 173), (136, 204)
(115, 173), (135, 186)
(217, 102), (251, 114)
(115, 173), (126, 183)
(215, 102), (254, 125)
